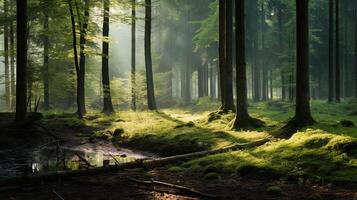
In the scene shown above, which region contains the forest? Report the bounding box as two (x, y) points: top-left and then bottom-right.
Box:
(0, 0), (356, 199)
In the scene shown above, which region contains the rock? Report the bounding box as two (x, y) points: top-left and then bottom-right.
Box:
(113, 128), (124, 137)
(339, 120), (355, 127)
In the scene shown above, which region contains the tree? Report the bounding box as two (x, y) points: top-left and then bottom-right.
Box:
(232, 0), (262, 129)
(328, 0), (334, 103)
(145, 0), (157, 110)
(15, 0), (28, 122)
(4, 0), (10, 110)
(335, 0), (340, 102)
(282, 0), (315, 133)
(355, 4), (357, 98)
(77, 0), (90, 115)
(101, 0), (114, 114)
(43, 11), (50, 110)
(67, 0), (82, 118)
(131, 0), (137, 111)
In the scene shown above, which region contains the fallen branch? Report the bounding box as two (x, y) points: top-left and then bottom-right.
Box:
(52, 189), (65, 200)
(108, 153), (120, 165)
(128, 177), (216, 199)
(74, 153), (95, 168)
(142, 137), (273, 169)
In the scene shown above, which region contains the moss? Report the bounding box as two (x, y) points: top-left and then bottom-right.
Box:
(306, 193), (323, 200)
(266, 186), (282, 196)
(204, 172), (220, 180)
(168, 166), (183, 173)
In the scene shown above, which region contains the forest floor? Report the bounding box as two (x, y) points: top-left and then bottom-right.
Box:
(0, 99), (357, 199)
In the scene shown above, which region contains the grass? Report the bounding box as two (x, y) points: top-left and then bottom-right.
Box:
(42, 99), (357, 185)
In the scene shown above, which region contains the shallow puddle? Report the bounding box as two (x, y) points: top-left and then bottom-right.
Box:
(0, 142), (155, 179)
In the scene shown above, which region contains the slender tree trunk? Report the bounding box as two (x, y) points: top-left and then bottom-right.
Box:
(355, 7), (357, 98)
(4, 0), (10, 110)
(77, 0), (89, 115)
(67, 0), (82, 118)
(290, 0), (314, 126)
(232, 0), (256, 129)
(10, 22), (15, 111)
(145, 0), (157, 110)
(131, 0), (137, 111)
(278, 6), (285, 100)
(328, 0), (334, 102)
(15, 0), (28, 122)
(223, 0), (235, 111)
(43, 12), (50, 110)
(218, 0), (227, 109)
(335, 0), (340, 102)
(102, 0), (114, 114)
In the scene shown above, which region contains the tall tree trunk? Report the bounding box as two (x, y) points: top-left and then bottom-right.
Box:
(131, 0), (137, 111)
(10, 22), (15, 111)
(67, 0), (82, 118)
(355, 6), (357, 98)
(43, 12), (50, 110)
(218, 0), (226, 108)
(223, 0), (235, 111)
(232, 0), (258, 129)
(145, 0), (157, 110)
(102, 0), (114, 114)
(335, 0), (340, 102)
(278, 6), (285, 100)
(15, 0), (28, 122)
(4, 0), (10, 110)
(76, 0), (89, 115)
(328, 0), (334, 102)
(289, 0), (314, 126)
(261, 1), (268, 101)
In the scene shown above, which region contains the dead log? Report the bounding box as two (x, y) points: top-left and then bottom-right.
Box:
(0, 137), (272, 186)
(142, 137), (272, 169)
(128, 177), (216, 198)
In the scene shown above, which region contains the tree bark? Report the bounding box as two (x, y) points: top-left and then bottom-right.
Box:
(15, 0), (28, 122)
(278, 6), (285, 100)
(67, 0), (82, 118)
(4, 0), (10, 110)
(355, 6), (357, 98)
(102, 0), (114, 114)
(10, 22), (15, 111)
(232, 0), (262, 129)
(335, 0), (340, 102)
(223, 0), (235, 111)
(290, 0), (314, 126)
(218, 0), (226, 108)
(145, 0), (157, 110)
(43, 12), (50, 110)
(131, 0), (137, 111)
(328, 0), (334, 103)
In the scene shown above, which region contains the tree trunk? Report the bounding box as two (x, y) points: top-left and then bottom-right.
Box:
(77, 0), (90, 115)
(4, 0), (10, 110)
(15, 0), (28, 122)
(328, 0), (334, 103)
(355, 6), (357, 98)
(223, 0), (235, 111)
(43, 12), (50, 110)
(335, 0), (340, 102)
(131, 0), (137, 111)
(67, 0), (82, 118)
(278, 6), (285, 100)
(261, 2), (268, 101)
(145, 0), (157, 110)
(232, 0), (261, 129)
(290, 0), (314, 126)
(218, 0), (227, 108)
(10, 22), (15, 111)
(102, 0), (114, 115)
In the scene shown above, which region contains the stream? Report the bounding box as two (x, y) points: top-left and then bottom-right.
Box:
(0, 141), (155, 179)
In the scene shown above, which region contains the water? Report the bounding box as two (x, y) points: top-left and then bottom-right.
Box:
(0, 142), (155, 179)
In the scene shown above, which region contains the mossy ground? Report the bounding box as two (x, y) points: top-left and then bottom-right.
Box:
(42, 99), (357, 185)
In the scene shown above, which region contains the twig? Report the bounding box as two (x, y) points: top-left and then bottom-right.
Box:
(108, 153), (120, 165)
(74, 152), (94, 168)
(52, 189), (65, 200)
(128, 177), (216, 199)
